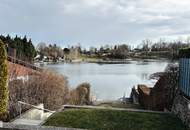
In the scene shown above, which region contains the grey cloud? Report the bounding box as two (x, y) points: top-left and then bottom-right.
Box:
(0, 0), (190, 47)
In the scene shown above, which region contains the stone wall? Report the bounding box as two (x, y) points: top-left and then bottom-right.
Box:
(137, 85), (151, 108)
(172, 92), (190, 128)
(150, 64), (179, 110)
(137, 64), (179, 111)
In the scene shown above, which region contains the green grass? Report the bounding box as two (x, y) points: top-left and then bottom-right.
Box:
(44, 109), (188, 130)
(96, 101), (142, 109)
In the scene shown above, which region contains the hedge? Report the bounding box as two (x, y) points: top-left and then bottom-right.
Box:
(0, 39), (8, 120)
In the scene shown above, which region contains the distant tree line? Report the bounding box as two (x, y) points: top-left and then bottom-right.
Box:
(0, 35), (37, 62)
(82, 44), (131, 59)
(137, 38), (190, 59)
(37, 42), (64, 61)
(109, 44), (130, 59)
(36, 42), (81, 61)
(82, 38), (190, 59)
(138, 38), (189, 52)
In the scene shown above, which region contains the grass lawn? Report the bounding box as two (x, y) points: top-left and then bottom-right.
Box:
(44, 109), (188, 130)
(96, 101), (142, 109)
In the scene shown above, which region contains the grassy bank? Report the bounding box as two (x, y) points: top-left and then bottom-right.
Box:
(96, 101), (142, 109)
(44, 109), (187, 130)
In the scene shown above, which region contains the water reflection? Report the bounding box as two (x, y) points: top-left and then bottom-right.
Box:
(42, 60), (169, 100)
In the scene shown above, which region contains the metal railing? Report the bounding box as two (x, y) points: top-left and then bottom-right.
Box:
(179, 58), (190, 97)
(18, 101), (55, 117)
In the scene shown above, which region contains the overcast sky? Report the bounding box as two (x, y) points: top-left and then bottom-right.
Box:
(0, 0), (190, 47)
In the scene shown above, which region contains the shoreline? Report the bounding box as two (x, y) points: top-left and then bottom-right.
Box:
(35, 58), (171, 65)
(35, 58), (169, 103)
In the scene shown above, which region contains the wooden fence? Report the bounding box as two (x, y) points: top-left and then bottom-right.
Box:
(179, 58), (190, 97)
(7, 56), (42, 72)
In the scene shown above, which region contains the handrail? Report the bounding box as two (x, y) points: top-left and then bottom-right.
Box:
(18, 101), (55, 113)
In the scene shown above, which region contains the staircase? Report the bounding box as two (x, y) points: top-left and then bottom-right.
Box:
(11, 102), (54, 126)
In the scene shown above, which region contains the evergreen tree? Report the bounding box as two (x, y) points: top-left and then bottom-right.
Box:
(0, 35), (37, 62)
(0, 40), (8, 120)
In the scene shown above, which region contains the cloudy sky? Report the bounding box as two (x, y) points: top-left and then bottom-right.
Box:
(0, 0), (190, 47)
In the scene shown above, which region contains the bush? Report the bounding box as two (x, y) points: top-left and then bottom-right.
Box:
(179, 48), (190, 58)
(8, 69), (91, 120)
(29, 70), (70, 110)
(0, 40), (8, 120)
(8, 70), (69, 120)
(69, 83), (91, 105)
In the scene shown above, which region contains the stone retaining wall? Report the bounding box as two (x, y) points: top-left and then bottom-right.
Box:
(137, 64), (179, 111)
(172, 92), (190, 128)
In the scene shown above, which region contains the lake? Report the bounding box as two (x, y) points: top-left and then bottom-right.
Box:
(40, 59), (169, 100)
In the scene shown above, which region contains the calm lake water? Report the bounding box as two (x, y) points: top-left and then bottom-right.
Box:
(40, 60), (169, 100)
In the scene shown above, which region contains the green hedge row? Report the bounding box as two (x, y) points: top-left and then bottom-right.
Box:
(179, 48), (190, 58)
(0, 40), (8, 120)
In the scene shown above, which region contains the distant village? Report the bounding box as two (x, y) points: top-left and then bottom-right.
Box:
(35, 38), (190, 63)
(1, 34), (190, 65)
(35, 43), (81, 62)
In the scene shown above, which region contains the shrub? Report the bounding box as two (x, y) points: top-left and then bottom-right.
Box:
(25, 70), (69, 110)
(179, 48), (190, 58)
(8, 70), (69, 120)
(69, 83), (91, 105)
(0, 40), (8, 120)
(8, 69), (92, 120)
(32, 70), (70, 109)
